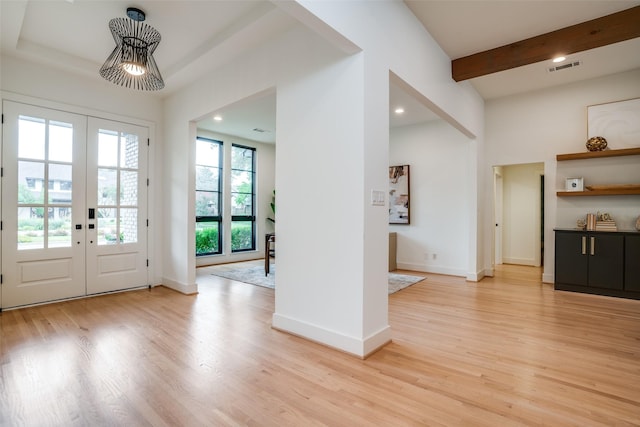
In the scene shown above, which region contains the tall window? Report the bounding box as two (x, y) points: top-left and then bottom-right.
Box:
(231, 144), (255, 252)
(195, 138), (222, 255)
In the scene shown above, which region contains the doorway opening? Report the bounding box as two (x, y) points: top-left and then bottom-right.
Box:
(493, 163), (544, 277)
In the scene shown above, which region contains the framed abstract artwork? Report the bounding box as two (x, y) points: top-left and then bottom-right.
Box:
(587, 98), (640, 148)
(389, 165), (410, 224)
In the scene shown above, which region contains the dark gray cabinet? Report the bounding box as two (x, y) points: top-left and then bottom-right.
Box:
(555, 232), (589, 285)
(626, 234), (640, 292)
(555, 229), (639, 299)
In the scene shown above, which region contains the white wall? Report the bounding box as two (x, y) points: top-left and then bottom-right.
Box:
(390, 120), (470, 276)
(501, 163), (544, 266)
(164, 0), (485, 357)
(272, 1), (484, 356)
(1, 55), (165, 286)
(294, 0), (486, 281)
(162, 24), (324, 294)
(195, 130), (275, 267)
(484, 68), (640, 283)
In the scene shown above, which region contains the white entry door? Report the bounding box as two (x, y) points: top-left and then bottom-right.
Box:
(1, 102), (148, 309)
(2, 102), (87, 308)
(85, 118), (148, 294)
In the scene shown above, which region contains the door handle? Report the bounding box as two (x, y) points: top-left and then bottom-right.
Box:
(581, 236), (586, 255)
(88, 208), (95, 219)
(75, 224), (82, 230)
(590, 236), (595, 256)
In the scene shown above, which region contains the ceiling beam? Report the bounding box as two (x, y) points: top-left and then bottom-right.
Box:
(452, 6), (640, 82)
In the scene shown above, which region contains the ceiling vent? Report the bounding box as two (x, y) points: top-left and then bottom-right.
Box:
(548, 61), (581, 73)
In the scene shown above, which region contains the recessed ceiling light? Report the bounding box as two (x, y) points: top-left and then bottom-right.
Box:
(552, 56), (566, 63)
(213, 115), (222, 121)
(394, 107), (405, 114)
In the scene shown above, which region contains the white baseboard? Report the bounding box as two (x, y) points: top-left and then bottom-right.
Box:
(272, 313), (391, 359)
(466, 269), (486, 282)
(502, 257), (538, 266)
(542, 273), (554, 284)
(396, 262), (466, 277)
(162, 277), (198, 295)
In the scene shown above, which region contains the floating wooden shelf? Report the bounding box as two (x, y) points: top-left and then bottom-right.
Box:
(556, 147), (640, 197)
(557, 188), (640, 197)
(556, 147), (640, 161)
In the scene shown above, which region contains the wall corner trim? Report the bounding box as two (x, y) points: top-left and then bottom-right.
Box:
(162, 278), (198, 295)
(272, 313), (391, 359)
(466, 270), (486, 282)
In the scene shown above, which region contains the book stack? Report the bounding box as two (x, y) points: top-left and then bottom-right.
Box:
(595, 220), (617, 231)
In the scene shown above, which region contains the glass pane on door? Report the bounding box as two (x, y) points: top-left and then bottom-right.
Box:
(48, 207), (72, 248)
(48, 121), (73, 162)
(18, 116), (45, 160)
(96, 129), (139, 245)
(97, 208), (118, 245)
(120, 208), (138, 243)
(18, 161), (45, 203)
(121, 133), (138, 168)
(48, 163), (72, 204)
(17, 115), (74, 251)
(120, 171), (138, 205)
(98, 168), (117, 205)
(98, 130), (119, 167)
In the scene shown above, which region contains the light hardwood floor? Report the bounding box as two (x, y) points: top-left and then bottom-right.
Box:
(1, 264), (639, 426)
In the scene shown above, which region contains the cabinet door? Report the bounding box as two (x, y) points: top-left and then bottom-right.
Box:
(555, 232), (588, 286)
(625, 234), (640, 292)
(588, 234), (624, 289)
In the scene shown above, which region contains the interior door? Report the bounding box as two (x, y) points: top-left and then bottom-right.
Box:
(85, 118), (148, 294)
(2, 101), (87, 308)
(493, 168), (503, 265)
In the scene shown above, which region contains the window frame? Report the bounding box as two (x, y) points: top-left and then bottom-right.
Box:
(195, 137), (223, 256)
(230, 144), (256, 253)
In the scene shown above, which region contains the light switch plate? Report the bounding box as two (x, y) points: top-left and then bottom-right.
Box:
(371, 190), (385, 206)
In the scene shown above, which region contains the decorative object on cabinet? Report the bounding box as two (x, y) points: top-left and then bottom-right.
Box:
(576, 218), (586, 230)
(585, 136), (607, 151)
(636, 215), (640, 231)
(556, 147), (640, 197)
(586, 213), (596, 231)
(565, 177), (584, 191)
(389, 165), (410, 224)
(588, 98), (640, 148)
(596, 221), (618, 231)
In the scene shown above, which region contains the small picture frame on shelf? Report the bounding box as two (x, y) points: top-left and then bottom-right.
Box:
(565, 177), (584, 192)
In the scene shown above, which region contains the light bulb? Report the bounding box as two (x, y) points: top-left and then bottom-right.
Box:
(122, 62), (146, 76)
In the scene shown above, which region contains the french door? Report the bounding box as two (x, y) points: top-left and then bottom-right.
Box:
(1, 101), (148, 309)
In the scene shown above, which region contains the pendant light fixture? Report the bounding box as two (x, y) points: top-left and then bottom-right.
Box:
(99, 7), (164, 91)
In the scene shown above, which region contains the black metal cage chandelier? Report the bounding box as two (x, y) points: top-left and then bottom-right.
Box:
(99, 7), (164, 91)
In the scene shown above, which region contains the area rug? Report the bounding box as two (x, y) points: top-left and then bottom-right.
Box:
(209, 264), (425, 294)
